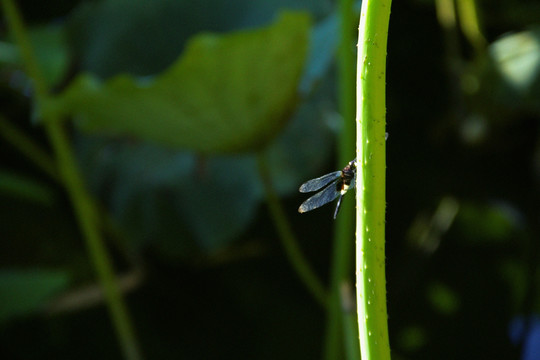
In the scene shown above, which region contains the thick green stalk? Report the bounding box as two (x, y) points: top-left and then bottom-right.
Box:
(257, 153), (328, 307)
(356, 0), (391, 359)
(1, 1), (143, 359)
(324, 0), (359, 359)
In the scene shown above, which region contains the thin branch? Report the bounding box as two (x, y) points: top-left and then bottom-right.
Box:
(257, 152), (328, 308)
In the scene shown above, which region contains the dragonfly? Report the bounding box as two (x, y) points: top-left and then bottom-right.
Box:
(298, 158), (357, 219)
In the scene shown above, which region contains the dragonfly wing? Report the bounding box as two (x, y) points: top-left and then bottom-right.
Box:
(348, 173), (356, 190)
(298, 182), (341, 213)
(299, 171), (341, 193)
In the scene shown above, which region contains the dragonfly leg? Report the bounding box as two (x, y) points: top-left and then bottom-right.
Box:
(333, 194), (344, 219)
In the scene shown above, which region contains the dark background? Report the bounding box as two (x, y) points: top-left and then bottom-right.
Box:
(1, 0), (539, 359)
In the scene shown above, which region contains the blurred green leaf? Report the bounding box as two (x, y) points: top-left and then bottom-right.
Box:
(72, 9), (340, 254)
(490, 28), (540, 94)
(299, 10), (339, 94)
(56, 12), (311, 153)
(67, 0), (330, 77)
(77, 138), (263, 257)
(455, 201), (520, 244)
(0, 41), (19, 64)
(487, 27), (540, 113)
(0, 170), (55, 205)
(173, 156), (262, 252)
(0, 23), (68, 91)
(30, 23), (69, 88)
(0, 269), (70, 323)
(66, 7), (338, 257)
(264, 85), (337, 195)
(397, 325), (427, 351)
(427, 282), (460, 316)
(75, 64), (336, 256)
(499, 260), (526, 312)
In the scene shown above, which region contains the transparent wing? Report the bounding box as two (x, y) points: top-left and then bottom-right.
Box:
(298, 182), (341, 213)
(299, 171), (341, 193)
(348, 172), (356, 190)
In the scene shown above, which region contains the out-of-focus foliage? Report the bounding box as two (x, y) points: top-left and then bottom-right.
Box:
(56, 12), (311, 153)
(66, 0), (332, 77)
(68, 7), (338, 257)
(491, 29), (540, 93)
(0, 269), (70, 322)
(0, 23), (68, 93)
(2, 0), (540, 359)
(426, 281), (460, 315)
(0, 170), (55, 204)
(488, 27), (540, 113)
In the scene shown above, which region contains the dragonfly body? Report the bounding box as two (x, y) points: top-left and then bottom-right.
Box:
(298, 158), (357, 219)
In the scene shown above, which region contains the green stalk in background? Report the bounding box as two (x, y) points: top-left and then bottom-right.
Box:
(0, 114), (59, 181)
(257, 153), (328, 308)
(456, 0), (487, 53)
(1, 1), (143, 359)
(355, 0), (392, 359)
(324, 0), (359, 359)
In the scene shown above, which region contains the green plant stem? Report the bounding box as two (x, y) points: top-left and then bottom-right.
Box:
(456, 0), (486, 53)
(324, 0), (358, 359)
(257, 153), (328, 308)
(0, 114), (59, 180)
(1, 1), (143, 359)
(356, 0), (392, 359)
(0, 115), (138, 265)
(47, 123), (142, 360)
(0, 116), (138, 267)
